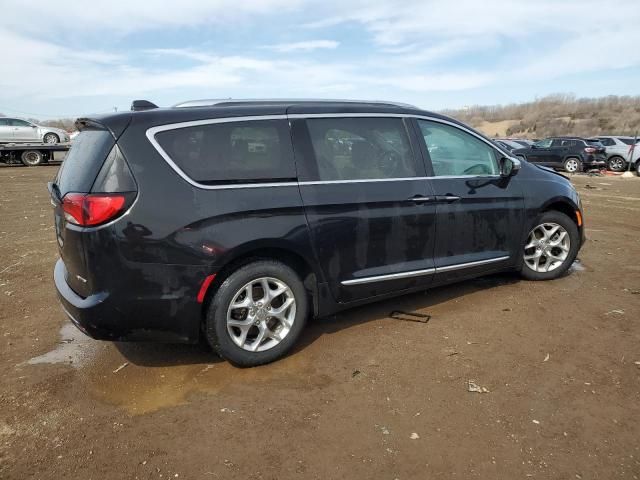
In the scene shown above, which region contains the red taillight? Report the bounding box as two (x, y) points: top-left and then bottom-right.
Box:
(62, 193), (127, 226)
(584, 147), (596, 153)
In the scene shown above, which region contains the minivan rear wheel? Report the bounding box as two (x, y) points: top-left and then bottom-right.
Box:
(205, 260), (308, 367)
(520, 211), (579, 281)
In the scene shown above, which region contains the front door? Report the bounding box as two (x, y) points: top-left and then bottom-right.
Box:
(291, 115), (437, 303)
(10, 119), (39, 142)
(527, 138), (553, 165)
(413, 118), (524, 282)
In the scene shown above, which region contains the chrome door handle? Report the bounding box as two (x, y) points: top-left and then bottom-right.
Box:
(407, 195), (433, 204)
(436, 195), (461, 203)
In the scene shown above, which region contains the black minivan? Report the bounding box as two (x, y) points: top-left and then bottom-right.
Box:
(50, 99), (584, 366)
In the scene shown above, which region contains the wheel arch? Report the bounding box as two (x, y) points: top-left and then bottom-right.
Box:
(200, 242), (322, 322)
(540, 197), (581, 230)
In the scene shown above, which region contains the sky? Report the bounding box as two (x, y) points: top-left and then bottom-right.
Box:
(2, 0), (640, 119)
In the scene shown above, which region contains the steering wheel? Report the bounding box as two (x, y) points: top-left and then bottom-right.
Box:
(462, 163), (492, 175)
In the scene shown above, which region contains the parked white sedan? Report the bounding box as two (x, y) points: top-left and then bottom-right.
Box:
(0, 117), (70, 144)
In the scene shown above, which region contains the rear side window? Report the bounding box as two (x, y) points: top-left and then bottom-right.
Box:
(619, 138), (638, 146)
(305, 117), (416, 181)
(56, 128), (115, 195)
(154, 120), (295, 184)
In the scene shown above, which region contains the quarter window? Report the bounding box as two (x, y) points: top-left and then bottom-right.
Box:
(305, 117), (416, 181)
(417, 120), (499, 176)
(154, 120), (295, 184)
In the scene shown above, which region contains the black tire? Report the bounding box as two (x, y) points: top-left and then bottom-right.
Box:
(21, 150), (43, 166)
(43, 133), (59, 144)
(636, 162), (640, 177)
(563, 157), (581, 173)
(607, 156), (626, 172)
(204, 260), (308, 367)
(519, 210), (580, 281)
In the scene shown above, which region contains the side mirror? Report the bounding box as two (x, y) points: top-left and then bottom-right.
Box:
(500, 157), (521, 177)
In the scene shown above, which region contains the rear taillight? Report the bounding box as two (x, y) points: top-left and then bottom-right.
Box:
(584, 147), (596, 153)
(62, 193), (127, 226)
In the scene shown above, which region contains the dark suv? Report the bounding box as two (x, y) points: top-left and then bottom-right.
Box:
(50, 99), (585, 366)
(512, 137), (606, 173)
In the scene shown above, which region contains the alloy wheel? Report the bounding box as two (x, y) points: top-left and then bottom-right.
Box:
(565, 159), (579, 173)
(523, 222), (571, 273)
(609, 157), (624, 172)
(226, 277), (296, 352)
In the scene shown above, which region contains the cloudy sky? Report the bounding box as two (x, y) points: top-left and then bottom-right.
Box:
(2, 0), (639, 118)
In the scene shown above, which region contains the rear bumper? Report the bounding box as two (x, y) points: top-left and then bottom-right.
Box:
(54, 258), (200, 343)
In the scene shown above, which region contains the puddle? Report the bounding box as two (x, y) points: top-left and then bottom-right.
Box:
(28, 323), (105, 367)
(83, 345), (327, 415)
(28, 322), (331, 415)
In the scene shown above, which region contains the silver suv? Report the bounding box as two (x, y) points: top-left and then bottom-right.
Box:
(595, 136), (640, 172)
(0, 117), (70, 144)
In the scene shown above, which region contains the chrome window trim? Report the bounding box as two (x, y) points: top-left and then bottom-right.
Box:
(340, 255), (510, 286)
(145, 112), (510, 190)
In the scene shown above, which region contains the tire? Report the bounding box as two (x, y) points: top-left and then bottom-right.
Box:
(519, 211), (580, 281)
(204, 260), (308, 367)
(636, 162), (640, 177)
(21, 150), (44, 166)
(607, 156), (626, 172)
(43, 133), (59, 144)
(563, 157), (581, 173)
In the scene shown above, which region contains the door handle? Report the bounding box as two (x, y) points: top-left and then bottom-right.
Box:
(407, 195), (433, 204)
(436, 195), (461, 203)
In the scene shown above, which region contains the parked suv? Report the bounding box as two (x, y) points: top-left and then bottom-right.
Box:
(512, 137), (606, 173)
(593, 136), (640, 172)
(0, 117), (70, 144)
(50, 99), (585, 366)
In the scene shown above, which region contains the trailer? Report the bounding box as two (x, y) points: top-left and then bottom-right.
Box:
(0, 142), (71, 166)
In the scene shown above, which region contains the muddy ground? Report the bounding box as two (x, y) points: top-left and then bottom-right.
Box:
(0, 164), (639, 479)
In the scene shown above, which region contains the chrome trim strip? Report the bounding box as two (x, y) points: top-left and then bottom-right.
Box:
(341, 256), (510, 286)
(341, 267), (436, 285)
(145, 112), (511, 190)
(436, 256), (510, 272)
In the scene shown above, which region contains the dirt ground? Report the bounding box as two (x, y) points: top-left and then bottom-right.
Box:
(0, 163), (639, 480)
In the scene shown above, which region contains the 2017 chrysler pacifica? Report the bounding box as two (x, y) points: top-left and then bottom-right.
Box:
(50, 99), (585, 366)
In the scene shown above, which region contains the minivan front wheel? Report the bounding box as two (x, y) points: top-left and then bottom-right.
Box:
(520, 211), (579, 281)
(205, 260), (308, 367)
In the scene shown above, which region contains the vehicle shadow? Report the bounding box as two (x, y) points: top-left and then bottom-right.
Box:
(113, 272), (520, 368)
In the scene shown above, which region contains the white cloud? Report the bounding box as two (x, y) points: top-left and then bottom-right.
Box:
(263, 40), (339, 53)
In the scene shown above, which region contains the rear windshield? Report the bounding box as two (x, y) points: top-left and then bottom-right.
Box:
(619, 138), (639, 145)
(56, 128), (115, 195)
(154, 120), (295, 184)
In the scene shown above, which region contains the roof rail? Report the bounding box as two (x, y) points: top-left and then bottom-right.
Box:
(172, 98), (418, 109)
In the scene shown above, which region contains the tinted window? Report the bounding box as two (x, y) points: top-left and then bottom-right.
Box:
(155, 120), (295, 184)
(618, 138), (638, 145)
(599, 138), (615, 146)
(418, 120), (498, 176)
(534, 138), (553, 148)
(585, 139), (602, 146)
(56, 129), (115, 195)
(9, 119), (31, 127)
(305, 117), (415, 181)
(558, 139), (577, 147)
(0, 119), (8, 126)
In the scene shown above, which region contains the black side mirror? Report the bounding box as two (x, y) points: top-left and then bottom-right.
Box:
(500, 157), (521, 177)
